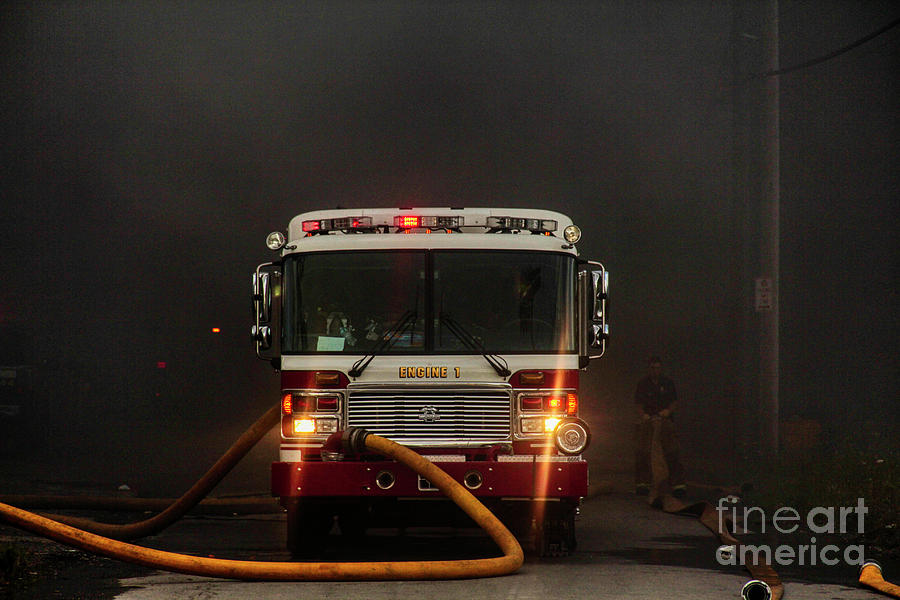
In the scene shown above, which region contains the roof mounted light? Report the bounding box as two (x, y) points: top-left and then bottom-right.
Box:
(302, 216), (374, 234)
(394, 215), (463, 229)
(487, 216), (558, 234)
(266, 231), (287, 250)
(563, 225), (582, 244)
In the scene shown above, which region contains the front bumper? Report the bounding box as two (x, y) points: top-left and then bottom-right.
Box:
(271, 458), (588, 498)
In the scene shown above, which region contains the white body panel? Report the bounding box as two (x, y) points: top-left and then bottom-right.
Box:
(283, 207), (579, 257)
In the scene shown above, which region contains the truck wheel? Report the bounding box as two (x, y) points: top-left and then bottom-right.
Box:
(285, 499), (335, 558)
(337, 505), (369, 539)
(535, 505), (577, 558)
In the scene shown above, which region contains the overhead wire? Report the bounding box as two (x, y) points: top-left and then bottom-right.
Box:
(760, 15), (900, 77)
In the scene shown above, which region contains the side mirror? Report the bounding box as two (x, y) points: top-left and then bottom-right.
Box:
(251, 263), (281, 360)
(253, 271), (272, 322)
(578, 262), (609, 366)
(590, 267), (609, 350)
(251, 324), (272, 349)
(591, 269), (609, 321)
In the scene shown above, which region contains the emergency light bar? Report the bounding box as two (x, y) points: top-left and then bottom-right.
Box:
(278, 207), (582, 248)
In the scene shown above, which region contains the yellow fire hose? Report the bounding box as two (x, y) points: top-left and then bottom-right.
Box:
(33, 405), (282, 540)
(0, 495), (279, 514)
(1, 407), (894, 592)
(0, 424), (523, 580)
(648, 416), (785, 599)
(647, 417), (900, 599)
(860, 562), (900, 597)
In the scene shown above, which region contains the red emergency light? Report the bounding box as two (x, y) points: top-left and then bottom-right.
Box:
(521, 396), (542, 411)
(393, 215), (463, 229)
(396, 215), (420, 228)
(302, 216), (373, 233)
(521, 393), (577, 414)
(281, 393), (314, 414)
(316, 396), (339, 411)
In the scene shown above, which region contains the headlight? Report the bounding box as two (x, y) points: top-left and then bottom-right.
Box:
(521, 417), (544, 433)
(293, 418), (315, 434)
(553, 418), (591, 455)
(315, 417), (338, 433)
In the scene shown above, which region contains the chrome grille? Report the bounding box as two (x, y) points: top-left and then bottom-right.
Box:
(346, 385), (512, 445)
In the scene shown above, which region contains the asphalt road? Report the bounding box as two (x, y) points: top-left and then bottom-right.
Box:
(2, 489), (886, 600)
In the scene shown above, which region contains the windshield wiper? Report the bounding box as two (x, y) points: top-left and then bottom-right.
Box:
(439, 313), (511, 378)
(348, 310), (417, 377)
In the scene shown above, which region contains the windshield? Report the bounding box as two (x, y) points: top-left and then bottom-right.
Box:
(434, 252), (574, 353)
(282, 252), (425, 353)
(282, 250), (574, 354)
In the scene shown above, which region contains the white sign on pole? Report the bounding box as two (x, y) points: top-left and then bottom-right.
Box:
(755, 277), (774, 311)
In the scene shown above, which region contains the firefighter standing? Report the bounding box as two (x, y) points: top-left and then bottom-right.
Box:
(634, 356), (686, 497)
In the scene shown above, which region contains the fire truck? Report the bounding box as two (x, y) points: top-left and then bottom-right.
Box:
(252, 208), (608, 556)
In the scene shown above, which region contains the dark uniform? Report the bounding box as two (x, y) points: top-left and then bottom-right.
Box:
(634, 374), (686, 494)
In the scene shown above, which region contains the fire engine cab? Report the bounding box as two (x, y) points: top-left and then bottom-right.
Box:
(252, 207), (608, 557)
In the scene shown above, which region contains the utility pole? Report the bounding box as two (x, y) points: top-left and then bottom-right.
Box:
(734, 0), (780, 460)
(759, 0), (780, 457)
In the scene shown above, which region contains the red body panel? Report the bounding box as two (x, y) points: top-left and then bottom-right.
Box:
(508, 369), (579, 389)
(281, 370), (350, 389)
(271, 459), (587, 498)
(274, 368), (587, 502)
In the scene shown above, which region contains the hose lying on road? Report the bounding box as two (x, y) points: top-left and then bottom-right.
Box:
(0, 494), (280, 515)
(647, 418), (900, 600)
(654, 493), (783, 600)
(859, 561), (900, 598)
(0, 426), (523, 581)
(646, 417), (785, 600)
(30, 405), (281, 541)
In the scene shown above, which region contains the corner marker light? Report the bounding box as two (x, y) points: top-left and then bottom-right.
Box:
(563, 225), (582, 244)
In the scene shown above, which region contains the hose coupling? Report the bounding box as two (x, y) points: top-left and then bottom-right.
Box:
(741, 579), (772, 600)
(859, 560), (882, 576)
(342, 427), (372, 454)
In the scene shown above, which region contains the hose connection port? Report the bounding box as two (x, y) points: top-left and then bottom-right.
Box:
(375, 470), (396, 490)
(464, 470), (484, 490)
(741, 580), (772, 600)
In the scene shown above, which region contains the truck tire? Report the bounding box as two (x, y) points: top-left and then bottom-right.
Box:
(285, 499), (335, 558)
(534, 502), (577, 558)
(337, 505), (369, 539)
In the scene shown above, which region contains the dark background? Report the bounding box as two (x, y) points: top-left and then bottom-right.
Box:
(1, 1), (896, 490)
